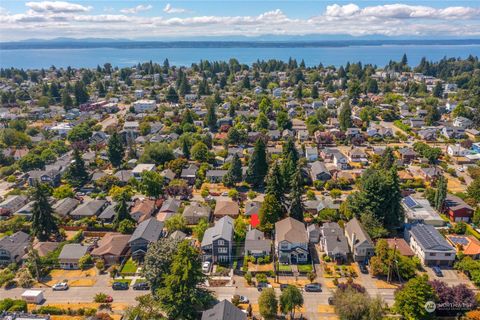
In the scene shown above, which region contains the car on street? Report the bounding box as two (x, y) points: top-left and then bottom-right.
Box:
(257, 282), (272, 291)
(221, 192), (229, 196)
(112, 282), (129, 290)
(304, 283), (322, 292)
(233, 295), (249, 304)
(359, 263), (368, 274)
(202, 261), (211, 273)
(132, 282), (150, 290)
(280, 284), (289, 291)
(52, 282), (69, 291)
(433, 266), (443, 277)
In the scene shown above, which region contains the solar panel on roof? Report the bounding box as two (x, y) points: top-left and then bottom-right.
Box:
(403, 196), (418, 209)
(449, 236), (469, 246)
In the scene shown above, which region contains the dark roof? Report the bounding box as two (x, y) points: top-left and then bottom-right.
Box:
(70, 199), (107, 217)
(0, 231), (29, 253)
(53, 197), (80, 216)
(201, 216), (234, 247)
(409, 223), (455, 252)
(129, 218), (164, 243)
(445, 194), (473, 211)
(201, 300), (246, 320)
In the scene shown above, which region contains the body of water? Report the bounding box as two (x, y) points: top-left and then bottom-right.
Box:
(1, 45), (480, 69)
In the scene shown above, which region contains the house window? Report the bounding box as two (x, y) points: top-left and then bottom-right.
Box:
(217, 240), (225, 246)
(218, 247), (228, 254)
(430, 253), (436, 256)
(281, 243), (289, 250)
(218, 256), (229, 262)
(445, 253), (452, 257)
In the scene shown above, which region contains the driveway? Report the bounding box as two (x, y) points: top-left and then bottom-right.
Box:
(424, 266), (474, 288)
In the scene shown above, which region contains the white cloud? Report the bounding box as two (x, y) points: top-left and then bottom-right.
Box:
(120, 4), (152, 14)
(25, 1), (91, 13)
(1, 3), (480, 40)
(163, 3), (187, 14)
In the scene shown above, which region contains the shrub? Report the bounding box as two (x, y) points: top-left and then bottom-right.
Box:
(257, 257), (264, 265)
(79, 254), (93, 270)
(231, 294), (241, 306)
(36, 306), (64, 315)
(95, 259), (105, 272)
(245, 272), (253, 285)
(264, 255), (271, 263)
(255, 273), (267, 283)
(94, 293), (109, 303)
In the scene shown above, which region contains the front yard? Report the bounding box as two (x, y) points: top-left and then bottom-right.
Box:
(120, 258), (138, 274)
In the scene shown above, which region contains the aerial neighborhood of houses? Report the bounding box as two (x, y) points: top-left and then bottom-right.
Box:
(2, 56), (480, 319)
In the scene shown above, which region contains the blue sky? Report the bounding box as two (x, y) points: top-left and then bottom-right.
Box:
(0, 1), (479, 41)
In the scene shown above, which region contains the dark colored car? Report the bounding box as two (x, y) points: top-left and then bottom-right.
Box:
(304, 283), (322, 292)
(359, 263), (368, 274)
(132, 282), (150, 290)
(112, 282), (129, 290)
(257, 282), (271, 292)
(280, 284), (289, 291)
(328, 297), (335, 305)
(432, 266), (443, 277)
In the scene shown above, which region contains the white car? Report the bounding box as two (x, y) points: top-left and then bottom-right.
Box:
(238, 295), (249, 304)
(202, 261), (211, 273)
(52, 282), (69, 291)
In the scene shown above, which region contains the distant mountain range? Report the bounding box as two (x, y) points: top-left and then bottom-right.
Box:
(1, 37), (480, 50)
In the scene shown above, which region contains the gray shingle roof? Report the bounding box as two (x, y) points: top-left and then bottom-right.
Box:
(201, 300), (246, 320)
(70, 199), (107, 217)
(410, 223), (455, 252)
(58, 244), (89, 260)
(129, 218), (164, 243)
(201, 216), (233, 247)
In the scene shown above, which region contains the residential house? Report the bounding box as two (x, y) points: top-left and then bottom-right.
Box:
(345, 218), (375, 262)
(132, 164), (156, 180)
(181, 164), (198, 184)
(91, 233), (131, 266)
(397, 147), (417, 164)
(275, 217), (309, 264)
(58, 244), (89, 269)
(128, 218), (164, 259)
(405, 223), (455, 266)
(32, 242), (59, 258)
(130, 198), (156, 223)
(206, 170), (228, 183)
(307, 224), (321, 243)
(309, 161), (332, 182)
(0, 195), (29, 217)
(332, 151), (349, 170)
(0, 231), (29, 265)
(444, 194), (474, 222)
(305, 147), (318, 162)
(182, 202), (211, 224)
(453, 116), (473, 128)
(402, 196), (444, 227)
(442, 126), (466, 139)
(70, 199), (108, 219)
(447, 144), (470, 157)
(244, 229), (272, 258)
(160, 169), (176, 183)
(409, 118), (425, 128)
(98, 203), (117, 223)
(156, 198), (180, 222)
(418, 128), (437, 141)
(420, 167), (443, 183)
(348, 147), (368, 163)
(319, 222), (349, 263)
(446, 235), (480, 260)
(133, 100), (156, 113)
(52, 198), (80, 217)
(201, 300), (246, 320)
(384, 238), (415, 257)
(213, 200), (239, 219)
(201, 216), (234, 263)
(114, 170), (132, 184)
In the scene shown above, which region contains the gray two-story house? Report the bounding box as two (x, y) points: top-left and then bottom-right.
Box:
(0, 231), (29, 265)
(345, 217), (375, 262)
(201, 216), (233, 264)
(275, 217), (309, 264)
(128, 218), (164, 260)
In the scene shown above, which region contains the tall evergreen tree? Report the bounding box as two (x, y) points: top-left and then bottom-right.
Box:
(311, 85), (319, 99)
(206, 104), (217, 132)
(435, 175), (447, 212)
(182, 139), (190, 160)
(265, 161), (285, 207)
(246, 139), (268, 188)
(107, 131), (125, 168)
(66, 149), (89, 187)
(31, 184), (58, 241)
(113, 191), (133, 229)
(379, 147), (395, 170)
(223, 154), (242, 187)
(289, 166), (305, 222)
(165, 86), (179, 103)
(259, 193), (283, 233)
(339, 103), (353, 131)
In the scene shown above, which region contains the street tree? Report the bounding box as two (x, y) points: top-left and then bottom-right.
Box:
(280, 285), (304, 319)
(107, 131), (125, 168)
(258, 288), (278, 320)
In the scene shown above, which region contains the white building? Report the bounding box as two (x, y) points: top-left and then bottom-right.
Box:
(447, 144), (470, 157)
(133, 100), (156, 113)
(406, 223), (455, 266)
(132, 163), (156, 180)
(49, 123), (73, 136)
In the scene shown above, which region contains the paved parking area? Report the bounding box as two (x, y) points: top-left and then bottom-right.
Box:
(424, 266), (474, 288)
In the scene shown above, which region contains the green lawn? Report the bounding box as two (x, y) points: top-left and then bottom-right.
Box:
(133, 278), (147, 285)
(297, 264), (314, 273)
(121, 258), (138, 274)
(278, 264), (292, 272)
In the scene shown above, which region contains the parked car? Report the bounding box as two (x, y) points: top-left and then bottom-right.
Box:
(280, 284), (289, 291)
(112, 282), (129, 290)
(132, 282), (150, 290)
(105, 295), (113, 303)
(304, 283), (322, 292)
(328, 297), (335, 305)
(432, 266), (443, 277)
(359, 263), (368, 274)
(221, 192), (229, 196)
(202, 261), (211, 273)
(234, 295), (249, 304)
(52, 282), (69, 291)
(257, 282), (272, 291)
